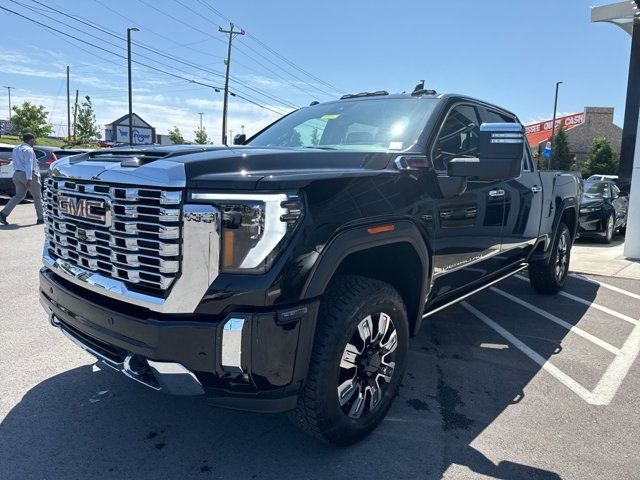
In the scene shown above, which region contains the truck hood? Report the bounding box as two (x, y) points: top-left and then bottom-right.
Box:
(175, 147), (395, 189)
(51, 146), (397, 190)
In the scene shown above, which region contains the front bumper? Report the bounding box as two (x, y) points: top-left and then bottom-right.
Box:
(578, 211), (608, 236)
(40, 268), (319, 412)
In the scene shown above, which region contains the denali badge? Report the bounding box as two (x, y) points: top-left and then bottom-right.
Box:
(57, 195), (108, 224)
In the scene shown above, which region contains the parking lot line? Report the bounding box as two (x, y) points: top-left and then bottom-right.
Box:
(590, 322), (640, 405)
(460, 301), (597, 403)
(568, 273), (640, 301)
(489, 287), (621, 355)
(514, 275), (639, 326)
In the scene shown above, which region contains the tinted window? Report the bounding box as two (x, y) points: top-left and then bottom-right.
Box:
(584, 182), (608, 198)
(249, 98), (437, 153)
(0, 147), (12, 161)
(612, 184), (621, 197)
(523, 147), (534, 172)
(34, 149), (47, 159)
(432, 104), (480, 171)
(484, 109), (514, 123)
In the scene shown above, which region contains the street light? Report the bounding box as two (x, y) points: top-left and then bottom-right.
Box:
(127, 27), (139, 146)
(3, 86), (13, 120)
(548, 81), (563, 170)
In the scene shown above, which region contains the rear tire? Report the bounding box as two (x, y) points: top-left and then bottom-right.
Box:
(529, 222), (571, 294)
(289, 274), (409, 445)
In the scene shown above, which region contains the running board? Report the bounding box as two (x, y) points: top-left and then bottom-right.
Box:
(423, 264), (528, 318)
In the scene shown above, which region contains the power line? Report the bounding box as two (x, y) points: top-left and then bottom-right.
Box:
(195, 0), (344, 95)
(174, 0), (337, 98)
(27, 0), (298, 110)
(91, 0), (223, 58)
(1, 4), (289, 116)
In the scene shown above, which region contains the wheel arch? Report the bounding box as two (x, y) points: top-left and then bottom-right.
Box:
(302, 220), (430, 336)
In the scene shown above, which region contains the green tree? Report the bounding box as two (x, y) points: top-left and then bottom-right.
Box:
(194, 126), (209, 144)
(550, 125), (573, 171)
(287, 129), (302, 147)
(310, 127), (319, 146)
(582, 136), (619, 178)
(9, 101), (52, 138)
(168, 126), (185, 144)
(74, 96), (100, 143)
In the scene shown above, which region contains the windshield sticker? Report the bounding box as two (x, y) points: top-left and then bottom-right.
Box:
(321, 114), (340, 120)
(388, 141), (403, 150)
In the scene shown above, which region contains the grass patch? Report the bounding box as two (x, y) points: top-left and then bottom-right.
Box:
(0, 135), (98, 149)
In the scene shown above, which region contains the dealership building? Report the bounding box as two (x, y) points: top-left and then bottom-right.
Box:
(525, 107), (622, 168)
(104, 113), (156, 145)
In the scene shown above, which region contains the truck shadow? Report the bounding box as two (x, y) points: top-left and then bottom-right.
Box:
(0, 278), (599, 479)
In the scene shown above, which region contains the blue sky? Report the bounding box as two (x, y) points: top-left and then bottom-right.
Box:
(0, 0), (633, 142)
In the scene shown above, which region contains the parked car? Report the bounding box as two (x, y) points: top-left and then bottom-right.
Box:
(587, 174), (618, 182)
(39, 91), (580, 444)
(579, 180), (628, 243)
(0, 144), (90, 195)
(0, 143), (15, 194)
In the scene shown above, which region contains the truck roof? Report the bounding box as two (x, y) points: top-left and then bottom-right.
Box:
(321, 92), (517, 119)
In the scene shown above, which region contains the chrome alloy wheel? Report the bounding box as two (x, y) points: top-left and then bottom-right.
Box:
(337, 313), (398, 419)
(555, 232), (569, 281)
(606, 215), (614, 241)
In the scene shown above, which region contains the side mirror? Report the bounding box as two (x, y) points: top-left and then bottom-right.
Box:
(233, 133), (246, 145)
(448, 123), (524, 181)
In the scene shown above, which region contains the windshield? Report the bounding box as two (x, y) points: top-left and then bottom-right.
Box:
(248, 98), (436, 152)
(583, 182), (609, 199)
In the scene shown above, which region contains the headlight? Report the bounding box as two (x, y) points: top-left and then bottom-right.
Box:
(189, 192), (303, 274)
(580, 207), (599, 214)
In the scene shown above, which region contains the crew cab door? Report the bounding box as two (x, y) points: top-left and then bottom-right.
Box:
(428, 103), (507, 297)
(483, 108), (544, 265)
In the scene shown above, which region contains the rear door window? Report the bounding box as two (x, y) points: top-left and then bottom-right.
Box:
(483, 109), (515, 123)
(0, 147), (12, 162)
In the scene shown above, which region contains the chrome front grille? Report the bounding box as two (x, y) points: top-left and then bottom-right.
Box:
(43, 177), (183, 295)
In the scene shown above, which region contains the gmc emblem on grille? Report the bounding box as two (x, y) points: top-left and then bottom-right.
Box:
(57, 195), (108, 224)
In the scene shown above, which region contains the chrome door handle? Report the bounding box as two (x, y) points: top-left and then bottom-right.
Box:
(488, 189), (505, 197)
(531, 185), (542, 193)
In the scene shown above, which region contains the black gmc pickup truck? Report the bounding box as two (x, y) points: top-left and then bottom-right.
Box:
(39, 90), (580, 445)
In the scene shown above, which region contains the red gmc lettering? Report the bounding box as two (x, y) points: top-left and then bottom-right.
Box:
(57, 196), (105, 223)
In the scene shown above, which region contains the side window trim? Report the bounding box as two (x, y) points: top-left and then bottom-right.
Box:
(430, 102), (481, 174)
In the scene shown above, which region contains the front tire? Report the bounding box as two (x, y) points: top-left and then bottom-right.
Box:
(289, 275), (409, 445)
(602, 214), (615, 244)
(529, 222), (571, 294)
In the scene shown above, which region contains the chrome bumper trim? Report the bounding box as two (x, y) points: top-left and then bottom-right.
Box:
(47, 311), (204, 396)
(221, 317), (246, 374)
(42, 203), (221, 314)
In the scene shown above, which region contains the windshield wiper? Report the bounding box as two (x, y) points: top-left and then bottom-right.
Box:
(301, 146), (338, 150)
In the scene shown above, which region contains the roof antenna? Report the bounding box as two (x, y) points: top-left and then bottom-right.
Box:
(412, 80), (425, 94)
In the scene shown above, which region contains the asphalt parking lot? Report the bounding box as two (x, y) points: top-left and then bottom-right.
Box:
(1, 199), (639, 480)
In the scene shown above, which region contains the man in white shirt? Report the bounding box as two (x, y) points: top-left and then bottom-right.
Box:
(0, 132), (44, 225)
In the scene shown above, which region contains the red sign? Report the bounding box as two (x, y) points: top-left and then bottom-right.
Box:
(525, 112), (585, 147)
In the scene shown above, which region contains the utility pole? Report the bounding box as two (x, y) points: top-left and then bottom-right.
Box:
(548, 81), (563, 170)
(66, 66), (71, 141)
(219, 23), (244, 145)
(3, 86), (13, 120)
(72, 89), (79, 142)
(198, 112), (203, 131)
(127, 27), (139, 146)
